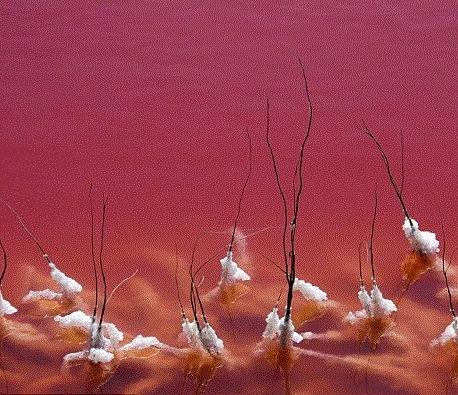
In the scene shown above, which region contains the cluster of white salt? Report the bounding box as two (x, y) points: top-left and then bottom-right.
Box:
(23, 260), (83, 303)
(181, 319), (202, 348)
(219, 251), (250, 284)
(56, 309), (163, 365)
(261, 308), (303, 344)
(55, 310), (92, 331)
(23, 289), (61, 302)
(345, 284), (397, 323)
(200, 323), (224, 354)
(119, 335), (161, 352)
(293, 278), (327, 302)
(403, 217), (439, 255)
(431, 317), (458, 347)
(181, 318), (224, 355)
(0, 290), (17, 316)
(56, 310), (120, 365)
(63, 348), (115, 365)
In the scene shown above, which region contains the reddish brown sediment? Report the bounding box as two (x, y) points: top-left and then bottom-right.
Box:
(219, 282), (250, 306)
(181, 349), (223, 393)
(292, 299), (326, 328)
(56, 327), (88, 345)
(401, 251), (436, 285)
(65, 358), (119, 392)
(353, 316), (395, 351)
(260, 339), (299, 394)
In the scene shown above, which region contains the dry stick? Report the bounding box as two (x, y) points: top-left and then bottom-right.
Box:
(256, 251), (287, 275)
(2, 200), (51, 264)
(228, 129), (252, 252)
(89, 184), (99, 327)
(369, 190), (378, 283)
(175, 244), (186, 320)
(399, 130), (405, 197)
(106, 269), (138, 305)
(0, 240), (7, 287)
(440, 219), (456, 318)
(97, 196), (109, 335)
(358, 242), (366, 288)
(284, 60), (313, 325)
(0, 241), (8, 394)
(362, 125), (413, 228)
(266, 98), (289, 278)
(189, 240), (202, 330)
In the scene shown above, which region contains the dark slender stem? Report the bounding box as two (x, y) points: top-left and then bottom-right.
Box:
(440, 218), (456, 318)
(358, 242), (365, 288)
(229, 129), (252, 252)
(284, 60), (313, 324)
(2, 200), (51, 264)
(291, 59), (313, 236)
(369, 190), (378, 282)
(256, 251), (287, 275)
(174, 243), (186, 319)
(189, 240), (201, 329)
(363, 125), (413, 228)
(0, 240), (7, 287)
(97, 196), (109, 331)
(266, 98), (289, 279)
(89, 184), (99, 325)
(400, 130), (405, 197)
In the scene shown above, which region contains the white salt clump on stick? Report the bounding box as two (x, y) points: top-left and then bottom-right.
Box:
(200, 323), (224, 355)
(55, 310), (93, 331)
(403, 217), (439, 255)
(49, 262), (83, 294)
(293, 278), (327, 302)
(260, 307), (303, 344)
(345, 284), (397, 323)
(219, 251), (250, 284)
(431, 317), (458, 347)
(0, 290), (17, 316)
(23, 258), (83, 304)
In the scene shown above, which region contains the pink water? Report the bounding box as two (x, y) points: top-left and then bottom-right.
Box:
(1, 2), (457, 394)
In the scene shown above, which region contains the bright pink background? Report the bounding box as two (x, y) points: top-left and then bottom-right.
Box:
(1, 2), (457, 394)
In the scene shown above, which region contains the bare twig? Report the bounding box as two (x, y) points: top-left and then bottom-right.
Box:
(229, 129), (252, 252)
(362, 125), (413, 228)
(0, 240), (7, 287)
(266, 98), (289, 278)
(97, 196), (109, 331)
(2, 199), (51, 264)
(369, 190), (378, 283)
(440, 218), (456, 318)
(89, 184), (99, 325)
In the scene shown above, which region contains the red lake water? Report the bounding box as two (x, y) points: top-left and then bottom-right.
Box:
(1, 1), (456, 394)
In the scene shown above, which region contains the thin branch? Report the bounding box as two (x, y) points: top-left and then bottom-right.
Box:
(358, 241), (365, 288)
(2, 199), (50, 264)
(174, 244), (186, 319)
(229, 129), (252, 252)
(0, 240), (7, 287)
(256, 251), (287, 275)
(440, 218), (456, 318)
(369, 190), (378, 282)
(189, 240), (201, 328)
(106, 269), (138, 305)
(89, 183), (99, 324)
(400, 130), (405, 197)
(97, 196), (109, 330)
(291, 59), (313, 237)
(266, 98), (289, 278)
(362, 125), (413, 227)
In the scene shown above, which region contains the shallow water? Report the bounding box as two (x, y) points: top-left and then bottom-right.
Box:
(1, 2), (457, 394)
